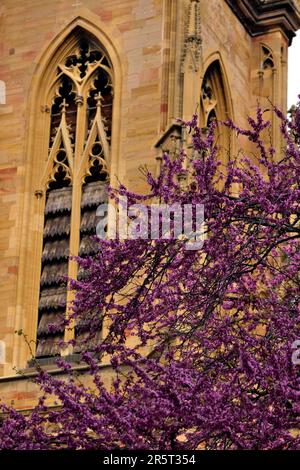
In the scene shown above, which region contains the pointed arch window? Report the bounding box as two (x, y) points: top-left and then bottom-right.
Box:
(35, 32), (113, 358)
(200, 60), (231, 157)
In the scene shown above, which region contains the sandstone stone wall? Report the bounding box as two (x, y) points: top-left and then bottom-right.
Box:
(0, 0), (292, 408)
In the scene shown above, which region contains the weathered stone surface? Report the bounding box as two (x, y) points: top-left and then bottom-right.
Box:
(0, 0), (298, 408)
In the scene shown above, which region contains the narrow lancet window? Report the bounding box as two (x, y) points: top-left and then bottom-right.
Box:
(36, 30), (113, 358)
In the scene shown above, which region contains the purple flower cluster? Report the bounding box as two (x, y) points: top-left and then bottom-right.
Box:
(0, 103), (299, 450)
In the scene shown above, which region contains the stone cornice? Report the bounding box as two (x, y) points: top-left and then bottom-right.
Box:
(225, 0), (300, 45)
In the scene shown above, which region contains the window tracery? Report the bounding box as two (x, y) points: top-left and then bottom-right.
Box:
(261, 45), (275, 70)
(200, 60), (230, 133)
(36, 32), (113, 358)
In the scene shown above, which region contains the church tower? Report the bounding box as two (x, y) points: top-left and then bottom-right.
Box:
(0, 0), (299, 409)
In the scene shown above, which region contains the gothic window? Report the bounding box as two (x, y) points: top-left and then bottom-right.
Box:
(201, 77), (217, 129)
(256, 44), (276, 145)
(35, 33), (113, 358)
(200, 60), (231, 158)
(261, 45), (274, 70)
(258, 44), (275, 99)
(200, 61), (229, 129)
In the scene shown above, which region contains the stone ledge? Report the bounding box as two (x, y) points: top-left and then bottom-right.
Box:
(0, 361), (113, 383)
(225, 0), (300, 45)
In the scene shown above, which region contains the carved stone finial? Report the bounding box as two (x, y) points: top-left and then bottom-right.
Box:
(60, 98), (68, 114)
(188, 0), (199, 37)
(181, 0), (202, 73)
(95, 92), (103, 107)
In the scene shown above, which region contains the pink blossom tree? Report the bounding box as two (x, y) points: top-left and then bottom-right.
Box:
(0, 103), (299, 450)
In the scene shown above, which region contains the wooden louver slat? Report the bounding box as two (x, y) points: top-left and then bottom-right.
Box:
(36, 185), (71, 358)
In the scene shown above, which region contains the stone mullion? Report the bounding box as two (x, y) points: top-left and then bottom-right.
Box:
(28, 109), (52, 359)
(62, 97), (86, 353)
